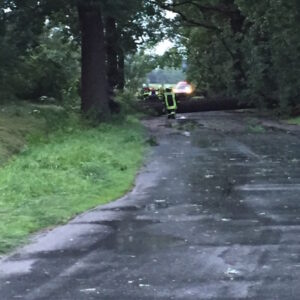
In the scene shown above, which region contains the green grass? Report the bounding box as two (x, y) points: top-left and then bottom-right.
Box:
(286, 116), (300, 125)
(0, 105), (146, 253)
(0, 103), (46, 166)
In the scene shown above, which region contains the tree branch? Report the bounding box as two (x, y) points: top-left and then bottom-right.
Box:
(151, 0), (220, 31)
(167, 0), (236, 16)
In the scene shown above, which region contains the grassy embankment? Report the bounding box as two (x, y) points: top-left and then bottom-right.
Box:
(0, 103), (146, 253)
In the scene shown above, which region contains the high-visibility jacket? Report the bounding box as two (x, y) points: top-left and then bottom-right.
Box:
(164, 92), (177, 111)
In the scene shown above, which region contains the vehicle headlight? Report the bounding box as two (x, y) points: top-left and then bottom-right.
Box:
(185, 87), (192, 94)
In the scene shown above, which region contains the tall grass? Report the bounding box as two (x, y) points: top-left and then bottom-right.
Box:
(0, 110), (146, 253)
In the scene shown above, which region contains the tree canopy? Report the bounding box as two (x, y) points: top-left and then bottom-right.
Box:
(156, 0), (300, 112)
(1, 0), (300, 118)
(0, 0), (168, 120)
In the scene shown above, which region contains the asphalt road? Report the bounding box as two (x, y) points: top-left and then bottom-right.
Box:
(1, 111), (300, 299)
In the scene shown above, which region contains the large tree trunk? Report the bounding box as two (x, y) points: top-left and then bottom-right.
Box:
(117, 48), (125, 91)
(140, 97), (254, 115)
(225, 2), (247, 93)
(78, 3), (110, 120)
(105, 16), (119, 91)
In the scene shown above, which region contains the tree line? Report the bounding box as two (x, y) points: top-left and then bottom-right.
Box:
(156, 0), (300, 113)
(0, 0), (166, 120)
(1, 0), (299, 118)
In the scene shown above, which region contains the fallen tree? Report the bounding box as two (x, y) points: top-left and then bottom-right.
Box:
(140, 96), (254, 115)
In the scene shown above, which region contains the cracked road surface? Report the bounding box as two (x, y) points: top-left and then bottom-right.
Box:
(1, 111), (300, 299)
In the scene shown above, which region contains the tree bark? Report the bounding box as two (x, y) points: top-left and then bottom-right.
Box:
(78, 3), (110, 120)
(228, 4), (247, 92)
(117, 48), (125, 90)
(105, 16), (119, 91)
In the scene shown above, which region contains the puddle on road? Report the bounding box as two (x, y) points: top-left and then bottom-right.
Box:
(0, 259), (36, 277)
(101, 206), (141, 212)
(88, 218), (184, 255)
(30, 218), (169, 259)
(145, 200), (169, 211)
(90, 219), (159, 230)
(101, 230), (183, 254)
(193, 135), (222, 149)
(175, 119), (202, 131)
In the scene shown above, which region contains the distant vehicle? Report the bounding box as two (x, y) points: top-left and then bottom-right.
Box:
(172, 81), (194, 102)
(173, 81), (193, 95)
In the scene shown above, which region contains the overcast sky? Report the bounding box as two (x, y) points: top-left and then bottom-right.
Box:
(154, 11), (176, 55)
(155, 39), (174, 55)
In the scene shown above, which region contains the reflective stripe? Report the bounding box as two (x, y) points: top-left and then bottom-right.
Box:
(164, 92), (177, 110)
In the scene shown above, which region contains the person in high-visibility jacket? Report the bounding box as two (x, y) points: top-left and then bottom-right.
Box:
(164, 88), (177, 119)
(158, 86), (165, 98)
(142, 87), (151, 100)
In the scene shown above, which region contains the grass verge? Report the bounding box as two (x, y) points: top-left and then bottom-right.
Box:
(0, 105), (146, 253)
(286, 116), (300, 125)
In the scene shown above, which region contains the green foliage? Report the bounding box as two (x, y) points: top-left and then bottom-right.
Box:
(0, 108), (146, 253)
(0, 30), (22, 102)
(184, 27), (234, 95)
(1, 24), (80, 104)
(239, 0), (300, 110)
(124, 52), (158, 92)
(114, 90), (141, 116)
(0, 0), (168, 112)
(170, 0), (300, 112)
(157, 47), (185, 69)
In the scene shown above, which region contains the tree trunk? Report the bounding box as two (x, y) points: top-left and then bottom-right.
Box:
(78, 3), (110, 120)
(229, 6), (247, 93)
(141, 97), (254, 115)
(117, 49), (125, 90)
(105, 16), (119, 91)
